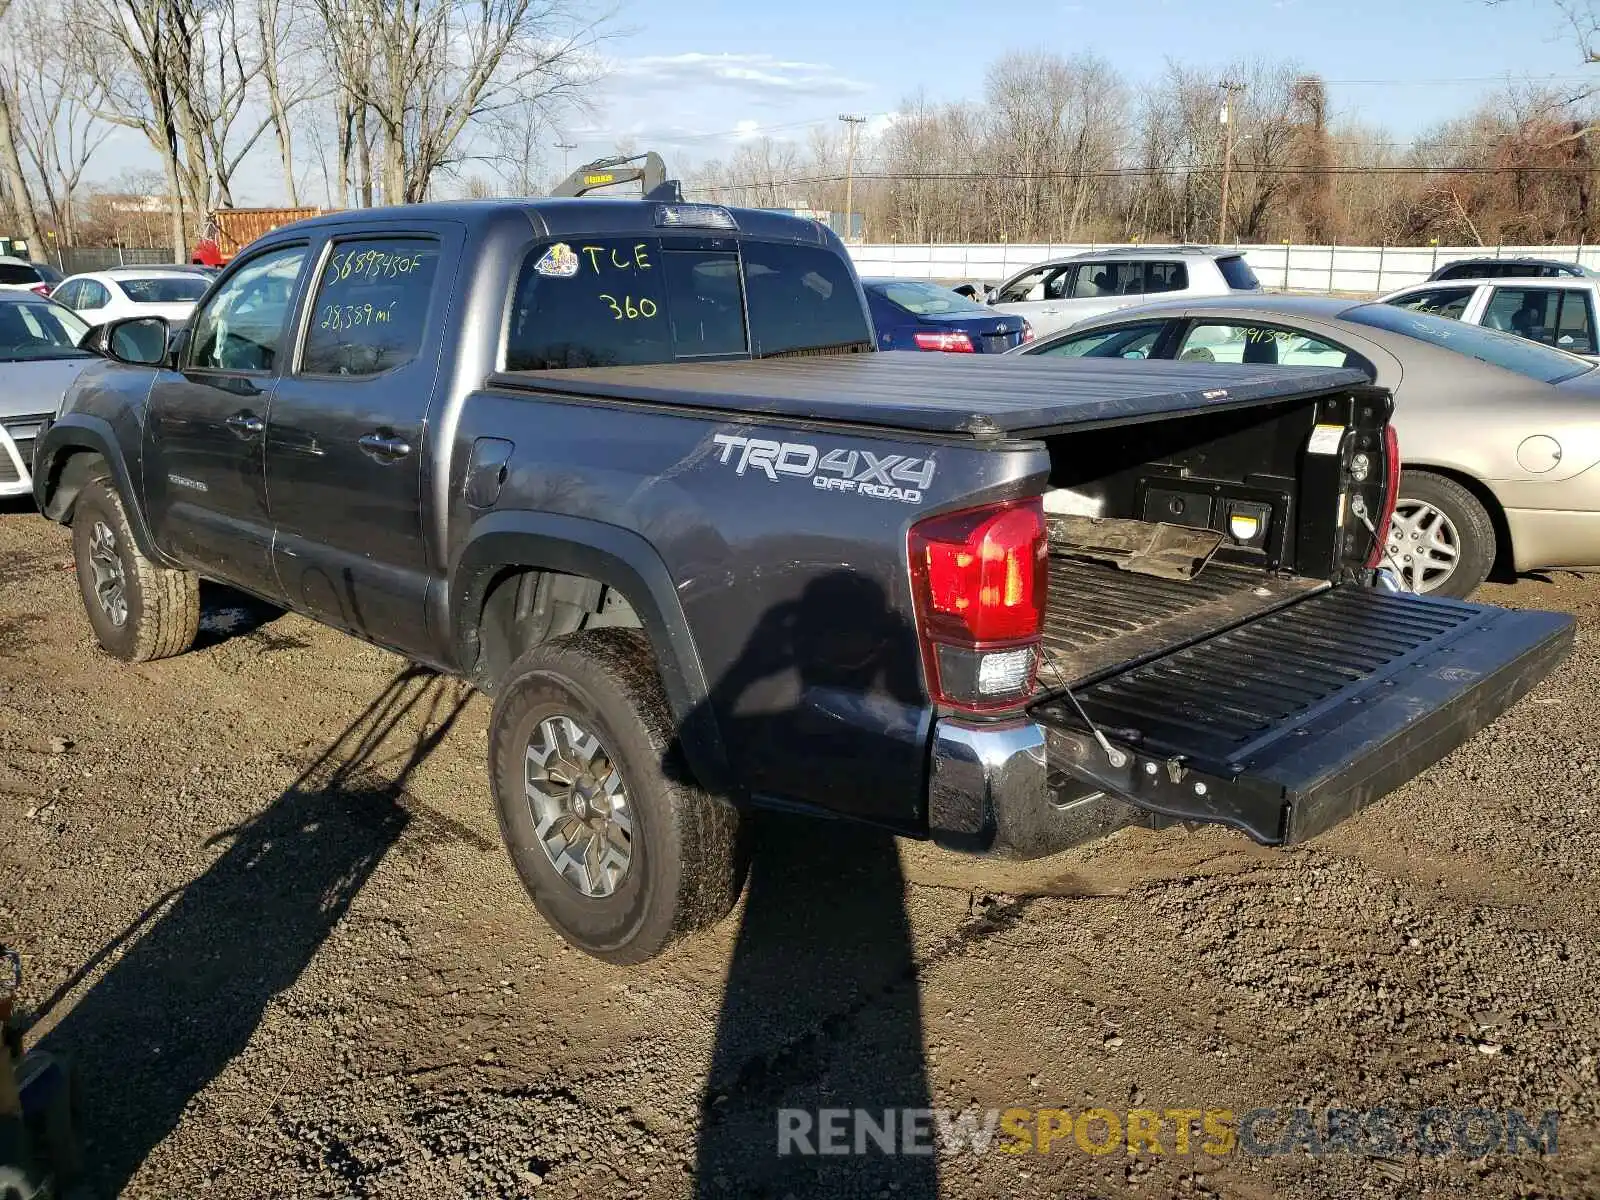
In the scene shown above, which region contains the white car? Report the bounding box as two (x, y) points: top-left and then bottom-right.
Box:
(984, 245), (1262, 338)
(50, 267), (210, 327)
(0, 293), (96, 498)
(0, 255), (64, 298)
(1381, 276), (1600, 362)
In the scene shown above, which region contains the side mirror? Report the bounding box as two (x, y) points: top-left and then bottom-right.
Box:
(102, 315), (171, 367)
(985, 288), (999, 305)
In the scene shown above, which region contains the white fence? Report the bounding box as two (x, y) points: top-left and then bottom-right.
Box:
(844, 242), (1600, 296)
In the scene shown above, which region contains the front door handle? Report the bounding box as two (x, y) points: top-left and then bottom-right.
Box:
(359, 432), (413, 460)
(225, 411), (264, 436)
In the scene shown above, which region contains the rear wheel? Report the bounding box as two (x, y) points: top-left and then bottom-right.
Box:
(1387, 471), (1495, 599)
(70, 480), (199, 661)
(488, 629), (746, 963)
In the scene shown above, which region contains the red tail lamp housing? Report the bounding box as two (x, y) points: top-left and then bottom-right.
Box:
(1366, 424), (1401, 569)
(909, 498), (1048, 712)
(913, 330), (975, 353)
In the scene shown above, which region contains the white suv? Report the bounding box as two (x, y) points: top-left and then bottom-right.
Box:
(986, 246), (1261, 337)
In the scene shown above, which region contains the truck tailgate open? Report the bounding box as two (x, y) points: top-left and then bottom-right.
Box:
(1031, 587), (1574, 846)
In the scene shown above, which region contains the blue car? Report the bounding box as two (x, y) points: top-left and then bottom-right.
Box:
(862, 278), (1032, 353)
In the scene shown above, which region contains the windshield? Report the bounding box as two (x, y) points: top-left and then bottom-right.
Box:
(1342, 302), (1593, 384)
(119, 276), (208, 304)
(873, 280), (986, 316)
(0, 297), (92, 359)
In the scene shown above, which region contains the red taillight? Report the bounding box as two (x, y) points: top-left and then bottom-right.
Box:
(1020, 320), (1035, 344)
(913, 330), (975, 353)
(29, 283), (50, 297)
(1366, 424), (1401, 568)
(909, 498), (1048, 711)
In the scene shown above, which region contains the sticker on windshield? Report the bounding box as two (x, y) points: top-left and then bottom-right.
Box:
(534, 242), (579, 278)
(1307, 424), (1346, 455)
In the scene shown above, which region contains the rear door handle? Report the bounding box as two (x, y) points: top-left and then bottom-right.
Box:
(225, 412), (264, 435)
(359, 432), (412, 460)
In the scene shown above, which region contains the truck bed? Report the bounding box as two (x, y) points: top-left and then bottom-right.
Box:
(490, 354), (1370, 438)
(1040, 555), (1327, 686)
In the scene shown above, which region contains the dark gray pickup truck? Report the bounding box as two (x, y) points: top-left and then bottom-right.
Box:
(33, 199), (1574, 962)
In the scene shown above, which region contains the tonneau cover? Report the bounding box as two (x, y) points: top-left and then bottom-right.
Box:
(489, 352), (1371, 438)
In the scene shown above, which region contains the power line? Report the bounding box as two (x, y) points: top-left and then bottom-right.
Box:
(705, 164), (1598, 192)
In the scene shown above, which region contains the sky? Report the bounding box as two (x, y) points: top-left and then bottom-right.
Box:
(97, 0), (1595, 205)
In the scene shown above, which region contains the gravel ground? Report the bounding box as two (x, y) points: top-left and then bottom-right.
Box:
(2, 501), (1596, 1199)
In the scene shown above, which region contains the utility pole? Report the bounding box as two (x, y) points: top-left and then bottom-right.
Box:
(839, 113), (867, 242)
(555, 140), (578, 176)
(1217, 80), (1245, 244)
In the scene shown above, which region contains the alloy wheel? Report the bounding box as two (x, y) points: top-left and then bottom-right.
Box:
(524, 715), (633, 898)
(1386, 499), (1461, 594)
(88, 520), (128, 627)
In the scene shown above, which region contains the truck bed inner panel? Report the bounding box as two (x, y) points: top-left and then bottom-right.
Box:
(1040, 555), (1326, 684)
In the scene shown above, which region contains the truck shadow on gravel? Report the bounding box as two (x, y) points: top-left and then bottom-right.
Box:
(687, 571), (939, 1198)
(30, 667), (471, 1195)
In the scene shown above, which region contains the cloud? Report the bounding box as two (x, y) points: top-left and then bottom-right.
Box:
(610, 52), (872, 101)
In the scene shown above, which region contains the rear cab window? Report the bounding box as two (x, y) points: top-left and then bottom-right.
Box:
(504, 236), (870, 369)
(1215, 255), (1260, 291)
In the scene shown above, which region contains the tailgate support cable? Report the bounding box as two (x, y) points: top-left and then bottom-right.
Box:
(1039, 647), (1128, 769)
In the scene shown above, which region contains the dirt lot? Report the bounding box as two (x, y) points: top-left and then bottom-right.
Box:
(2, 501), (1597, 1199)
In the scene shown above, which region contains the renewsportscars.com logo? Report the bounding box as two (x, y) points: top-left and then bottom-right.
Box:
(776, 1106), (1561, 1159)
(712, 434), (935, 504)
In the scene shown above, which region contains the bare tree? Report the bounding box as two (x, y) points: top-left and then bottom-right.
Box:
(324, 0), (609, 205)
(0, 0), (45, 251)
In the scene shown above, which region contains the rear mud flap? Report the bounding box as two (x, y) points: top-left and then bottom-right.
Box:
(1032, 588), (1574, 845)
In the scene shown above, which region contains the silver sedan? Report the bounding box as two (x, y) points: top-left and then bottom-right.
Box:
(1012, 295), (1600, 598)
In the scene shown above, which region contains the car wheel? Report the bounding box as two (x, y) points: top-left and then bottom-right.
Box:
(488, 628), (747, 963)
(70, 480), (200, 661)
(1386, 471), (1495, 599)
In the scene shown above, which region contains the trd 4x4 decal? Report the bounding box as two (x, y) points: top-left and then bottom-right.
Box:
(711, 434), (935, 504)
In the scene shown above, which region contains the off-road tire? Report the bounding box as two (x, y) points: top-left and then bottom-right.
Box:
(1391, 470), (1496, 599)
(70, 480), (200, 662)
(488, 628), (746, 964)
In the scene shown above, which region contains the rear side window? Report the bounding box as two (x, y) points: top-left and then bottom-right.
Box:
(1145, 262), (1188, 294)
(742, 241), (869, 356)
(1215, 255), (1260, 291)
(1068, 261), (1142, 297)
(1484, 287), (1596, 355)
(301, 237), (440, 376)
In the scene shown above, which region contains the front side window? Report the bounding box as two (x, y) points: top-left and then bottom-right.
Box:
(300, 237), (440, 376)
(1177, 321), (1363, 370)
(1388, 286), (1475, 320)
(188, 244), (307, 372)
(51, 281), (80, 308)
(996, 266), (1054, 304)
(1034, 322), (1167, 359)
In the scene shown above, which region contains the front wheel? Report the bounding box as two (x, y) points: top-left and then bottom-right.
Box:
(488, 629), (746, 964)
(70, 480), (200, 661)
(1386, 471), (1496, 599)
